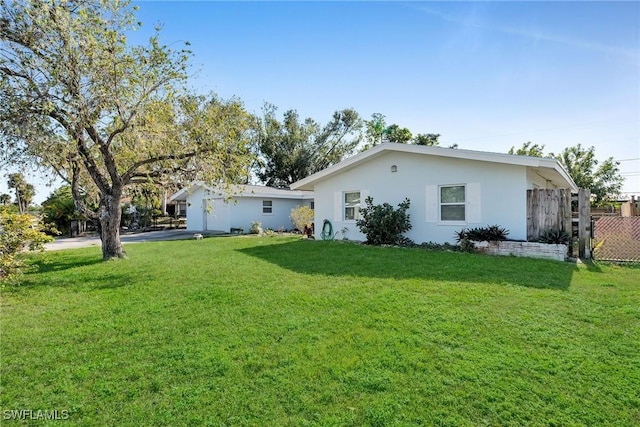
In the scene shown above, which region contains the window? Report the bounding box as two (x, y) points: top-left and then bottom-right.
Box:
(262, 200), (273, 214)
(344, 191), (360, 221)
(310, 201), (315, 210)
(440, 185), (465, 221)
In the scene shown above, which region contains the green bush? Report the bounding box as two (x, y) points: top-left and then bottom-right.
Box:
(1, 209), (53, 283)
(290, 205), (314, 231)
(456, 225), (509, 242)
(249, 221), (263, 235)
(356, 197), (413, 245)
(41, 185), (85, 236)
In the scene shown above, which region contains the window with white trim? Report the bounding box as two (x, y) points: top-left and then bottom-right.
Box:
(344, 191), (361, 221)
(262, 200), (273, 214)
(440, 185), (465, 221)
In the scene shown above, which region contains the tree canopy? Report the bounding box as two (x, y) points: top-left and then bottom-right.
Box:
(362, 113), (441, 150)
(255, 105), (362, 187)
(6, 172), (34, 213)
(508, 141), (548, 157)
(1, 0), (254, 259)
(508, 142), (624, 203)
(554, 144), (624, 204)
(413, 133), (441, 147)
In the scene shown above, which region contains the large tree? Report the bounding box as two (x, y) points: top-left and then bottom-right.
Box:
(508, 142), (624, 203)
(554, 144), (624, 204)
(255, 105), (362, 187)
(0, 1), (254, 259)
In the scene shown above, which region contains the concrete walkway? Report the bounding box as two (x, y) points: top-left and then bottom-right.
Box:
(44, 229), (223, 251)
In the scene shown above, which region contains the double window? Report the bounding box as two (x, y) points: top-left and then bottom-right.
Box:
(262, 200), (272, 214)
(344, 192), (361, 221)
(440, 185), (465, 221)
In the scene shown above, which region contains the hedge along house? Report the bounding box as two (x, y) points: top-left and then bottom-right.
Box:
(290, 143), (578, 244)
(169, 184), (314, 233)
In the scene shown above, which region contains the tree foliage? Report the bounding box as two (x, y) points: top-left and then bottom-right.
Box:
(290, 205), (314, 231)
(6, 173), (34, 213)
(364, 113), (387, 148)
(41, 185), (82, 235)
(0, 1), (254, 259)
(413, 133), (441, 146)
(384, 124), (413, 144)
(363, 113), (441, 149)
(0, 208), (52, 283)
(554, 144), (624, 204)
(356, 196), (412, 245)
(255, 105), (362, 187)
(508, 141), (547, 157)
(508, 142), (624, 203)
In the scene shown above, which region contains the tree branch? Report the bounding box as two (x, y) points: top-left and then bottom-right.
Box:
(70, 159), (97, 220)
(121, 147), (216, 184)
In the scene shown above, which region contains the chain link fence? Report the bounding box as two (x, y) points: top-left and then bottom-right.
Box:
(593, 216), (640, 262)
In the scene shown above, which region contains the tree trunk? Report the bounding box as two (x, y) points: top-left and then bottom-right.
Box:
(99, 193), (126, 260)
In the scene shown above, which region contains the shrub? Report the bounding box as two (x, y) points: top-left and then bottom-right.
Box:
(290, 205), (314, 231)
(249, 221), (262, 235)
(263, 228), (275, 236)
(1, 209), (53, 283)
(356, 197), (412, 245)
(539, 229), (571, 245)
(459, 239), (476, 253)
(455, 225), (509, 242)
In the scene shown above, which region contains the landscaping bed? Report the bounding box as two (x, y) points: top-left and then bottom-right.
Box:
(473, 240), (569, 261)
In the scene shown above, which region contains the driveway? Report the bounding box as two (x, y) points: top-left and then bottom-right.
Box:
(44, 229), (224, 251)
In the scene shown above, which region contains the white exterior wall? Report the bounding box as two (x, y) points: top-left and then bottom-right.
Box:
(185, 187), (206, 231)
(184, 188), (308, 232)
(226, 197), (305, 232)
(313, 151), (529, 244)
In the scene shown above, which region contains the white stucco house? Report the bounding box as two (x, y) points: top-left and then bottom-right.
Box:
(290, 143), (578, 244)
(169, 184), (314, 233)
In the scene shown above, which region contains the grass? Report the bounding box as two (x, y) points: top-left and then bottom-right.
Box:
(1, 236), (639, 426)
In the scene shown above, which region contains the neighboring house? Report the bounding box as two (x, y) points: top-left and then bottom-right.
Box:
(291, 143), (578, 243)
(169, 184), (314, 233)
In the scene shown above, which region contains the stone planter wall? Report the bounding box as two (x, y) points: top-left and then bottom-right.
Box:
(473, 240), (568, 262)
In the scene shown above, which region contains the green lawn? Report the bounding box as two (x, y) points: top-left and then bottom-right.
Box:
(1, 236), (639, 426)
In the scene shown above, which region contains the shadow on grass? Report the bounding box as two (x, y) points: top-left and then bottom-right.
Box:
(16, 252), (110, 289)
(239, 240), (577, 290)
(581, 259), (604, 273)
(28, 257), (103, 274)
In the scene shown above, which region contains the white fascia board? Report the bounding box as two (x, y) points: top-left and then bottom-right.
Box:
(291, 143), (578, 191)
(168, 182), (204, 202)
(217, 184), (313, 200)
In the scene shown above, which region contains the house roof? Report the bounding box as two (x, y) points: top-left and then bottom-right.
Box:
(290, 143), (579, 192)
(169, 184), (313, 202)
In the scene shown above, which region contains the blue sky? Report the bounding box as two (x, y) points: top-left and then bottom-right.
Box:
(3, 1), (639, 202)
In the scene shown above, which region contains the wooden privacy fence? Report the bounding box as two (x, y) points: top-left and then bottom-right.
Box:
(526, 189), (572, 241)
(527, 188), (591, 258)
